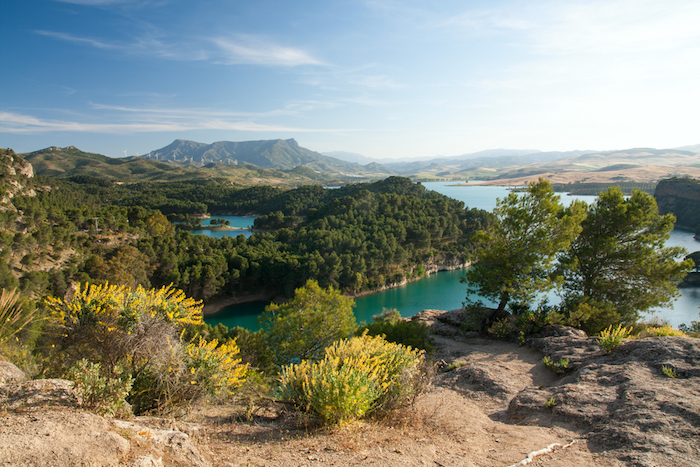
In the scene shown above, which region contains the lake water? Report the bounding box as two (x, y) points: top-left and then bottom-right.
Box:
(204, 181), (700, 330)
(195, 215), (257, 239)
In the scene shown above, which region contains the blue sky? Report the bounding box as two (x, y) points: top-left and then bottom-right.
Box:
(2, 0), (699, 160)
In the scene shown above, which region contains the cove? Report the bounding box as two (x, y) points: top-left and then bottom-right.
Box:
(204, 181), (700, 331)
(190, 215), (257, 239)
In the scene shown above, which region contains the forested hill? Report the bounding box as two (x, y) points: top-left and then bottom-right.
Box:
(655, 177), (700, 231)
(0, 149), (490, 305)
(147, 138), (393, 176)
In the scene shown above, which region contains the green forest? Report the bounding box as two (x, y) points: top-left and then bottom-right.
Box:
(1, 148), (490, 304)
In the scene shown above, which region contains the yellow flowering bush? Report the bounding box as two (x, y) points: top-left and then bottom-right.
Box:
(185, 336), (248, 396)
(278, 334), (427, 425)
(43, 283), (246, 414)
(637, 325), (686, 338)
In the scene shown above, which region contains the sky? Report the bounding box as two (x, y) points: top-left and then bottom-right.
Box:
(1, 0), (700, 160)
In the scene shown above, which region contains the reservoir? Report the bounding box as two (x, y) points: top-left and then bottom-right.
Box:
(205, 181), (700, 331)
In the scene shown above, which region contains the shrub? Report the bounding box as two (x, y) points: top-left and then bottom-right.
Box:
(637, 325), (686, 338)
(679, 318), (700, 336)
(597, 324), (632, 353)
(259, 280), (357, 367)
(44, 283), (247, 414)
(357, 308), (434, 353)
(68, 359), (133, 417)
(278, 334), (427, 425)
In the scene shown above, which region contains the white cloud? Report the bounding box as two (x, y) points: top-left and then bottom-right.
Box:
(211, 36), (324, 67)
(35, 30), (323, 67)
(0, 111), (357, 134)
(34, 30), (117, 49)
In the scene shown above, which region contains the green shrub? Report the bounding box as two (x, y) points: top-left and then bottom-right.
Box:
(487, 317), (512, 339)
(357, 308), (434, 353)
(597, 324), (631, 353)
(68, 359), (133, 417)
(679, 318), (700, 336)
(259, 280), (357, 367)
(278, 334), (427, 425)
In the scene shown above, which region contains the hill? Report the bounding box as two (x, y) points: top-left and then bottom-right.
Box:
(463, 147), (700, 185)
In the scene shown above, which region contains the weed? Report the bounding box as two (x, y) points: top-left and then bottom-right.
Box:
(597, 324), (631, 353)
(661, 365), (677, 378)
(542, 356), (569, 374)
(0, 288), (35, 344)
(544, 396), (557, 409)
(444, 361), (466, 372)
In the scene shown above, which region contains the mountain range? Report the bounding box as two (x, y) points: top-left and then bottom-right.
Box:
(19, 139), (700, 186)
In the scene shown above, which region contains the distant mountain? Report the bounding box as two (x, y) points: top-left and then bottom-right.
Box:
(22, 143), (393, 186)
(675, 144), (700, 154)
(148, 138), (392, 177)
(322, 150), (375, 165)
(21, 146), (299, 184)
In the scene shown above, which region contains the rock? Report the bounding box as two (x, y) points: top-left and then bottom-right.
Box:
(0, 361), (25, 385)
(1, 379), (77, 410)
(508, 335), (700, 467)
(113, 418), (211, 467)
(0, 409), (130, 466)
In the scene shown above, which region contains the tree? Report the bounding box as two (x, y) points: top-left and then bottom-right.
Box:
(559, 187), (692, 331)
(259, 279), (356, 367)
(464, 179), (585, 314)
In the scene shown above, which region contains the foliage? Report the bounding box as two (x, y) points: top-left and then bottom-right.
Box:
(559, 188), (692, 330)
(661, 365), (677, 378)
(544, 396), (557, 409)
(0, 288), (35, 343)
(542, 356), (569, 374)
(678, 315), (700, 336)
(184, 337), (248, 396)
(357, 308), (434, 353)
(597, 324), (632, 353)
(636, 325), (686, 338)
(277, 334), (427, 425)
(259, 280), (357, 367)
(67, 359), (133, 417)
(464, 179), (585, 315)
(42, 283), (246, 414)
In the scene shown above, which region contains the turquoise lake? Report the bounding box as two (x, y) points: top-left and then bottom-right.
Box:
(204, 181), (700, 331)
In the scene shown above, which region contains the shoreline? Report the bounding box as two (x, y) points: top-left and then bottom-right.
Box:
(201, 260), (470, 317)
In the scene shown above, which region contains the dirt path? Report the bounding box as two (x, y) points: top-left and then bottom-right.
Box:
(189, 329), (614, 467)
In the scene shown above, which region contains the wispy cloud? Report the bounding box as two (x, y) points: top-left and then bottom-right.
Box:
(52, 0), (136, 5)
(35, 29), (324, 67)
(211, 36), (324, 67)
(0, 110), (356, 134)
(35, 30), (117, 49)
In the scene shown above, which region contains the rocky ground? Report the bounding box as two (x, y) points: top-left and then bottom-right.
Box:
(1, 309), (698, 466)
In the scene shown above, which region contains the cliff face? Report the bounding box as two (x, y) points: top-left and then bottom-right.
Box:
(654, 177), (700, 230)
(0, 148), (35, 209)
